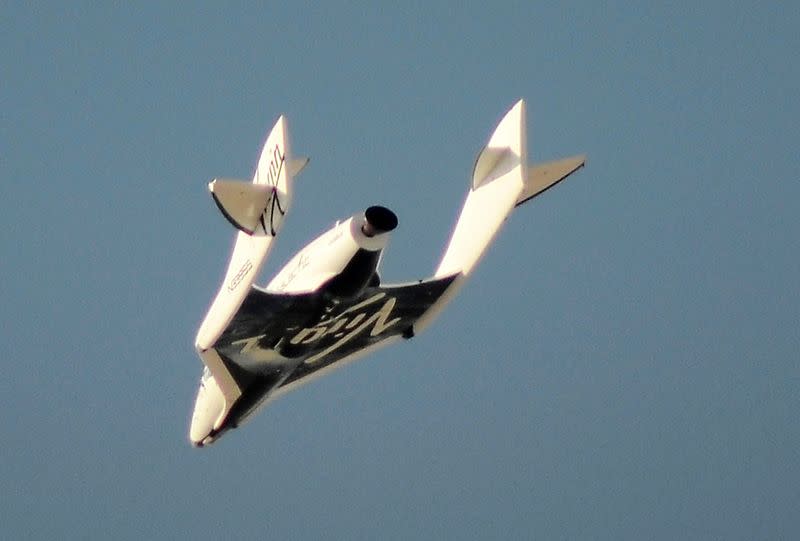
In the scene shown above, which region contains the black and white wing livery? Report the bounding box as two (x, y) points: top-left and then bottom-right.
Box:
(193, 277), (456, 444)
(219, 277), (456, 387)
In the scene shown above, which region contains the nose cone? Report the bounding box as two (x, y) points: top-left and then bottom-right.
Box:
(189, 373), (226, 447)
(361, 206), (398, 237)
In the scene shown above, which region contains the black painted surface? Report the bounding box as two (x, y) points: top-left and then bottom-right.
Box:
(322, 249), (382, 298)
(213, 275), (457, 402)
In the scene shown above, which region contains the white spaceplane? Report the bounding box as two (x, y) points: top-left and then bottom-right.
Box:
(190, 100), (585, 446)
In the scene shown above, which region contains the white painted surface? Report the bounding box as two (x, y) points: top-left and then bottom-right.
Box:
(266, 213), (392, 294)
(195, 116), (294, 352)
(435, 99), (528, 278)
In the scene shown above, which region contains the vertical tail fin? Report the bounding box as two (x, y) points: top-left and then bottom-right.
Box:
(415, 101), (528, 335)
(196, 115), (298, 351)
(417, 101), (585, 335)
(435, 99), (528, 278)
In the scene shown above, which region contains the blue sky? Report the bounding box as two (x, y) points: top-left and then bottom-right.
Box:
(3, 3), (799, 539)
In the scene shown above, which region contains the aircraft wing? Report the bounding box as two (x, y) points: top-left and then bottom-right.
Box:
(209, 274), (458, 402)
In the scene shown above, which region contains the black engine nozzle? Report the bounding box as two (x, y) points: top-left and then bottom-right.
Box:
(361, 206), (398, 237)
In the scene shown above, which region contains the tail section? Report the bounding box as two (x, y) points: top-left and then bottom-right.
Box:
(435, 99), (528, 278)
(416, 100), (585, 335)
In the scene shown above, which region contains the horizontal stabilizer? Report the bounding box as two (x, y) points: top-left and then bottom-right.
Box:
(209, 178), (273, 235)
(516, 155), (586, 207)
(288, 157), (310, 178)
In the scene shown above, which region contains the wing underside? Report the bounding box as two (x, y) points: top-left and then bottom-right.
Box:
(211, 274), (458, 400)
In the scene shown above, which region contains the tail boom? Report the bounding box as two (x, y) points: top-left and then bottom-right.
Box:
(416, 99), (585, 334)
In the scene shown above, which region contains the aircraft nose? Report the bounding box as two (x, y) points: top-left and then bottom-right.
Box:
(189, 403), (215, 446)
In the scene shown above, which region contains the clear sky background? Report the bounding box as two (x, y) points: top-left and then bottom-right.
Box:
(3, 3), (799, 539)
